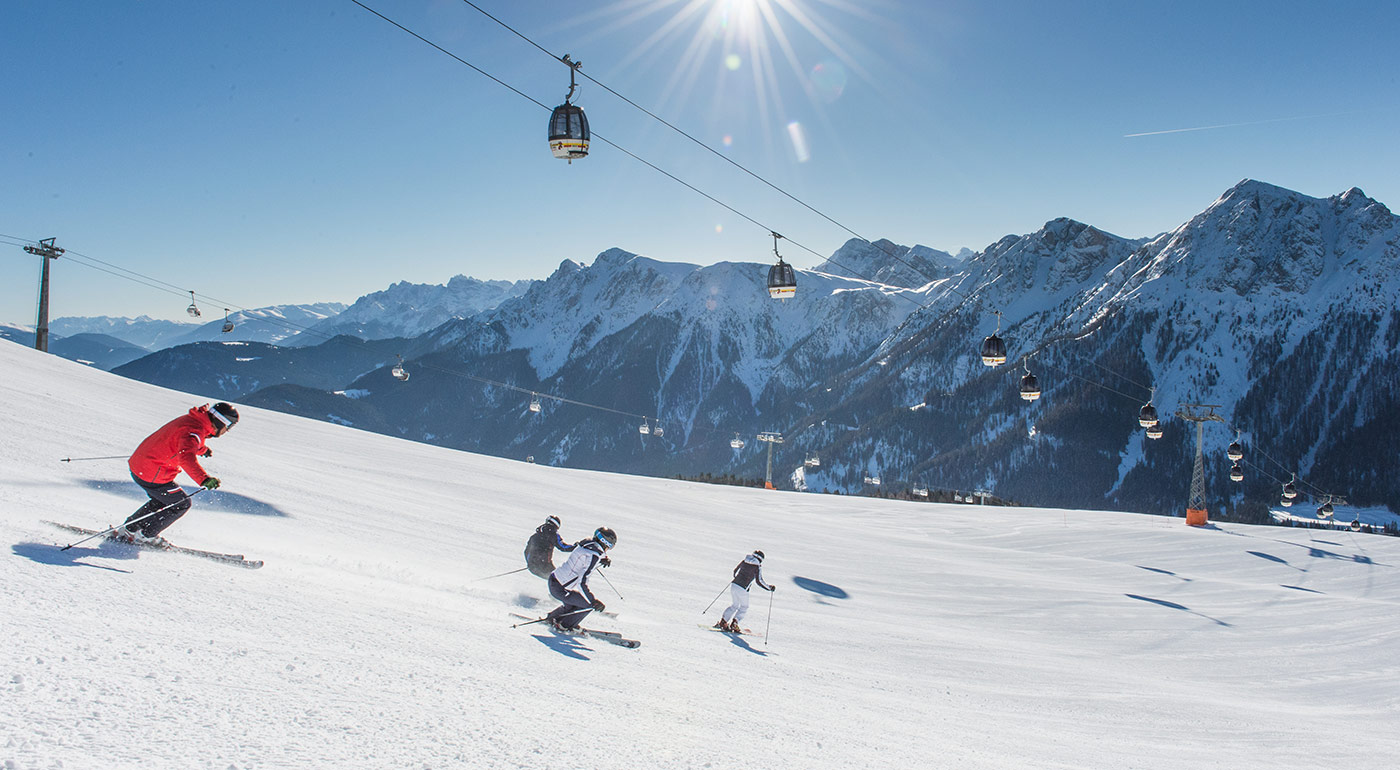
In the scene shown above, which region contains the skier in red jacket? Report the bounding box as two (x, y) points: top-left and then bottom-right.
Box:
(117, 402), (239, 545)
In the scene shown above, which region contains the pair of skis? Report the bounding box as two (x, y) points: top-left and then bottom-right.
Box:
(46, 521), (263, 569)
(509, 613), (640, 648)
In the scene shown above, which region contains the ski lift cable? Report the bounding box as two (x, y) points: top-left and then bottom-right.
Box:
(343, 2), (951, 316)
(1032, 359), (1145, 404)
(448, 0), (967, 301)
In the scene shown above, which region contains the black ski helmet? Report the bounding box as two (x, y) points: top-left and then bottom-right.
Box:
(543, 515), (561, 530)
(753, 550), (765, 562)
(210, 402), (240, 432)
(594, 527), (616, 549)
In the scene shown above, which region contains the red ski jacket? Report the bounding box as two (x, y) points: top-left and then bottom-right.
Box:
(128, 406), (217, 485)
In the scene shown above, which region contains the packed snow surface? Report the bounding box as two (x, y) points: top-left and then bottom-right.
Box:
(2, 340), (1398, 769)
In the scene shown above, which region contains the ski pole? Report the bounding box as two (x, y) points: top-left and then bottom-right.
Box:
(473, 566), (530, 582)
(702, 583), (730, 614)
(597, 569), (624, 600)
(764, 587), (774, 647)
(59, 487), (207, 551)
(59, 455), (128, 463)
(510, 606), (591, 628)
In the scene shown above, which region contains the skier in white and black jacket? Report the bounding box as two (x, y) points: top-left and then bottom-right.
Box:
(545, 527), (616, 630)
(718, 550), (775, 632)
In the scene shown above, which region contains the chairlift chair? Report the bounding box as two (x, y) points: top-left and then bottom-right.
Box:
(766, 232), (796, 300)
(186, 291), (201, 318)
(548, 55), (589, 161)
(391, 355), (409, 382)
(1282, 475), (1297, 500)
(913, 485), (929, 498)
(639, 420), (651, 436)
(804, 452), (820, 468)
(864, 475), (881, 486)
(528, 394), (542, 413)
(1350, 516), (1362, 532)
(653, 424), (664, 438)
(221, 308), (235, 334)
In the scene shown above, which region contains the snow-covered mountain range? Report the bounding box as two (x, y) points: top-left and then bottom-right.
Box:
(82, 180), (1400, 520)
(289, 275), (534, 344)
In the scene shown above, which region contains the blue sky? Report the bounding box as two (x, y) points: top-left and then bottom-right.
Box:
(3, 0), (1397, 323)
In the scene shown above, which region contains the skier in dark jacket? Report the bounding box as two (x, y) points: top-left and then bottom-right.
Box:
(118, 402), (239, 546)
(523, 515), (575, 578)
(717, 550), (774, 632)
(545, 527), (616, 630)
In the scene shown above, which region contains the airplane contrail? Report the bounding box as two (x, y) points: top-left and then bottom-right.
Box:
(1124, 112), (1355, 138)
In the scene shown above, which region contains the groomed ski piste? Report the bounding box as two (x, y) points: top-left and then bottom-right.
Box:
(2, 340), (1398, 770)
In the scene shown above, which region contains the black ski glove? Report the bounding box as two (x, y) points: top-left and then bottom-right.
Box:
(599, 556), (611, 568)
(768, 585), (777, 593)
(590, 599), (606, 612)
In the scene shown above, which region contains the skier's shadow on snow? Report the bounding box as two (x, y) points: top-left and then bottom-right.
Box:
(529, 633), (593, 661)
(76, 478), (290, 518)
(1124, 594), (1231, 627)
(11, 541), (135, 573)
(726, 635), (769, 657)
(792, 576), (849, 605)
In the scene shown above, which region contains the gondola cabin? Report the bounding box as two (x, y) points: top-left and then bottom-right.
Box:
(730, 434), (746, 450)
(1229, 463), (1243, 482)
(1019, 371), (1041, 401)
(980, 333), (1006, 367)
(1145, 423), (1164, 440)
(1138, 402), (1158, 428)
(548, 103), (589, 161)
(767, 259), (797, 299)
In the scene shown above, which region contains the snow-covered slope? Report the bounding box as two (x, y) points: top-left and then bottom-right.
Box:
(3, 339), (1399, 769)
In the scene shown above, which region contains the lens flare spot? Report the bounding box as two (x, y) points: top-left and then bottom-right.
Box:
(722, 134), (734, 148)
(810, 60), (848, 103)
(714, 224), (724, 234)
(786, 121), (811, 163)
(725, 53), (743, 71)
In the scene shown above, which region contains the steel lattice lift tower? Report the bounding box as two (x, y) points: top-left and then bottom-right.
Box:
(757, 432), (783, 490)
(1175, 403), (1225, 526)
(23, 238), (64, 353)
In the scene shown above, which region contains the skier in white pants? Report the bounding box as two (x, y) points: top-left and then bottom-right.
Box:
(717, 550), (775, 632)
